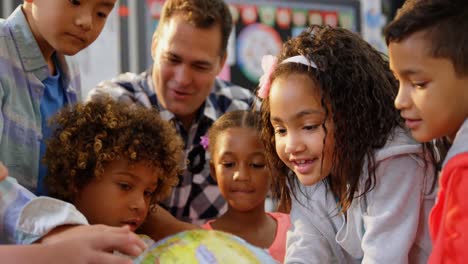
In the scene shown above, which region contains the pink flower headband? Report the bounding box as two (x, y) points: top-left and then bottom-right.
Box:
(257, 55), (318, 99)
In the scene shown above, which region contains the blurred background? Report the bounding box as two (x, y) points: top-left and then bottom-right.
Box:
(1, 0), (405, 98)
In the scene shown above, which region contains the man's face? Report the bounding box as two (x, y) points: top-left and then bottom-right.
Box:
(151, 15), (226, 126)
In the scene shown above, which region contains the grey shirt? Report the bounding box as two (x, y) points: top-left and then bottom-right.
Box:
(285, 128), (435, 264)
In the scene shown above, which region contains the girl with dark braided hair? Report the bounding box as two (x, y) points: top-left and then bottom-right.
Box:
(258, 25), (438, 263)
(200, 110), (290, 263)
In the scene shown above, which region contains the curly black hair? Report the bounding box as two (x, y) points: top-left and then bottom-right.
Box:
(260, 25), (432, 212)
(44, 96), (184, 205)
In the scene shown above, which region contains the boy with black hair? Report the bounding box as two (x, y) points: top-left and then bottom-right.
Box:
(0, 0), (116, 194)
(385, 0), (468, 262)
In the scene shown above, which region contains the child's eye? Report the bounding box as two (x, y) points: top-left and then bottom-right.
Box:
(69, 0), (81, 5)
(118, 182), (131, 191)
(97, 12), (108, 18)
(251, 163), (266, 169)
(413, 82), (428, 89)
(221, 162), (235, 168)
(144, 190), (154, 198)
(274, 127), (286, 135)
(304, 125), (320, 131)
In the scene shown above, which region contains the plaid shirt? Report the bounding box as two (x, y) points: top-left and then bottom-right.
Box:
(0, 6), (81, 192)
(88, 70), (255, 224)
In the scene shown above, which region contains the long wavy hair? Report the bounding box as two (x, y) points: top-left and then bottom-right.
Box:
(260, 25), (437, 212)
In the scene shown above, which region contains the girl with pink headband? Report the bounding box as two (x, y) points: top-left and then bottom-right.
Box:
(259, 25), (439, 264)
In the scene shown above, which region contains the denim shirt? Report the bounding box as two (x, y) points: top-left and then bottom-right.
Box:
(0, 6), (86, 245)
(0, 6), (81, 192)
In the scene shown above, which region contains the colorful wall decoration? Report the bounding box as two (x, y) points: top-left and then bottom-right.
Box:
(222, 0), (361, 90)
(143, 0), (361, 91)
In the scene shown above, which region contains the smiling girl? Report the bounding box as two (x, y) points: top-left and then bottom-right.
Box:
(259, 25), (439, 263)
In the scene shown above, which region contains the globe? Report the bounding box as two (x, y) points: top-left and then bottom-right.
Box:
(133, 229), (278, 264)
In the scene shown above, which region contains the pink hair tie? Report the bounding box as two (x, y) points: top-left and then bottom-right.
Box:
(257, 55), (278, 99)
(200, 135), (209, 150)
(257, 54), (317, 99)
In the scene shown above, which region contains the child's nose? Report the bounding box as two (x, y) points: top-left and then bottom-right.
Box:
(75, 11), (93, 31)
(394, 83), (411, 110)
(284, 133), (305, 154)
(233, 165), (250, 181)
(130, 193), (146, 212)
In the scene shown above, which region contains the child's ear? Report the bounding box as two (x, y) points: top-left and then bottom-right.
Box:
(209, 162), (217, 183)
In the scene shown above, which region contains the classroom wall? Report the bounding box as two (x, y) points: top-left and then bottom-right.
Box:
(1, 0), (390, 98)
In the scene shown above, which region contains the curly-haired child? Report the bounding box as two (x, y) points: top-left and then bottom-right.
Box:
(43, 96), (184, 235)
(258, 25), (439, 263)
(1, 161), (147, 264)
(385, 0), (468, 262)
